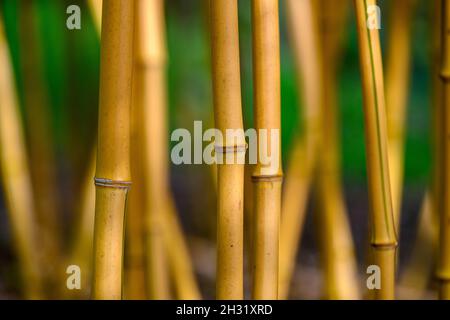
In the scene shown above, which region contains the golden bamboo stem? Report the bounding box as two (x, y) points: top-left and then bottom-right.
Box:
(0, 18), (42, 299)
(210, 0), (245, 299)
(385, 0), (416, 229)
(92, 0), (134, 299)
(353, 0), (397, 300)
(251, 0), (282, 300)
(133, 0), (171, 299)
(437, 0), (450, 300)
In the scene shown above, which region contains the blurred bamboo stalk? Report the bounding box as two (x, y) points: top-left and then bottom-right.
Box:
(385, 0), (416, 229)
(92, 0), (134, 299)
(18, 0), (61, 295)
(210, 0), (245, 299)
(0, 17), (43, 299)
(251, 0), (282, 300)
(354, 0), (397, 300)
(279, 0), (318, 299)
(315, 0), (360, 300)
(437, 0), (450, 300)
(134, 0), (171, 299)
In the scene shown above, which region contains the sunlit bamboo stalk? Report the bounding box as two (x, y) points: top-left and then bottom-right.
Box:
(210, 0), (245, 299)
(92, 0), (134, 299)
(134, 0), (172, 299)
(0, 17), (43, 300)
(385, 0), (416, 229)
(354, 0), (397, 300)
(251, 0), (282, 300)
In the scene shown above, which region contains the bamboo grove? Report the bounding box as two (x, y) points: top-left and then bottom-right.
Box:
(0, 0), (449, 301)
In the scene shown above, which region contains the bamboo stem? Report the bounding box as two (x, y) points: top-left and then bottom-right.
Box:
(251, 0), (282, 300)
(210, 0), (245, 299)
(353, 0), (397, 300)
(134, 0), (171, 299)
(437, 0), (450, 300)
(0, 17), (43, 299)
(385, 0), (416, 229)
(92, 0), (134, 299)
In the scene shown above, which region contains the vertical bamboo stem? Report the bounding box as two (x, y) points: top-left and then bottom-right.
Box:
(385, 0), (416, 229)
(251, 0), (282, 300)
(134, 0), (171, 299)
(210, 0), (245, 299)
(0, 18), (43, 299)
(92, 0), (134, 299)
(437, 0), (450, 300)
(353, 0), (397, 300)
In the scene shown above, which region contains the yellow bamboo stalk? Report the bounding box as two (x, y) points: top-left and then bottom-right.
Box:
(210, 0), (245, 299)
(92, 0), (134, 299)
(353, 0), (397, 300)
(251, 0), (282, 300)
(437, 0), (450, 300)
(133, 0), (171, 299)
(315, 0), (359, 299)
(385, 0), (416, 229)
(0, 18), (42, 300)
(279, 0), (321, 299)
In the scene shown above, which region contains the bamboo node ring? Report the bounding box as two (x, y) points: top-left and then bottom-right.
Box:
(94, 177), (132, 189)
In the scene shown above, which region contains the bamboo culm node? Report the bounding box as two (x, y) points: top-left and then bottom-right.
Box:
(353, 0), (398, 300)
(92, 0), (134, 300)
(251, 0), (282, 300)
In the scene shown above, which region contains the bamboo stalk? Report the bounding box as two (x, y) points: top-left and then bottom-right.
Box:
(210, 0), (245, 299)
(251, 0), (282, 300)
(92, 0), (135, 299)
(133, 0), (171, 299)
(353, 0), (397, 300)
(0, 17), (43, 299)
(437, 0), (450, 300)
(385, 0), (416, 229)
